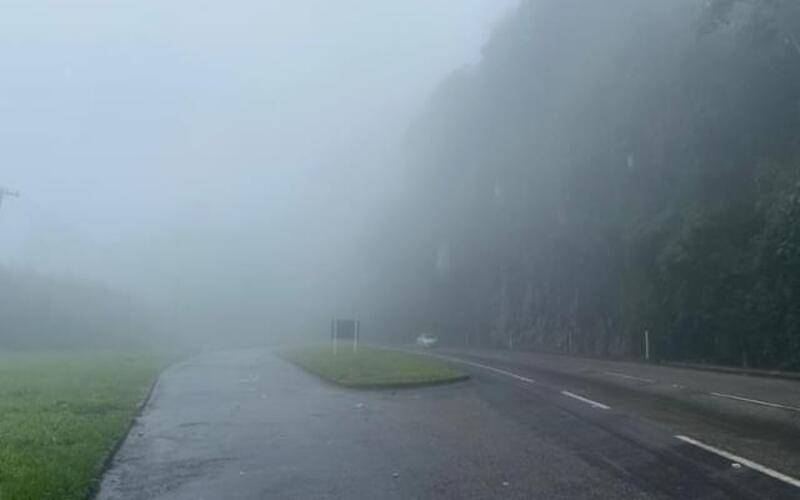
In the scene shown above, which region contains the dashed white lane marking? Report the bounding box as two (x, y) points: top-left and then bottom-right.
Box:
(412, 350), (612, 410)
(603, 371), (655, 384)
(709, 392), (800, 413)
(675, 435), (800, 489)
(560, 391), (611, 410)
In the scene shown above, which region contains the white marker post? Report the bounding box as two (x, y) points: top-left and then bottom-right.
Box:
(644, 330), (650, 362)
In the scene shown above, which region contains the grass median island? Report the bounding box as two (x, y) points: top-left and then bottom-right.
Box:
(283, 346), (468, 388)
(0, 350), (163, 500)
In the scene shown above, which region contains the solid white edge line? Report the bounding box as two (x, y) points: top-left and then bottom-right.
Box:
(675, 435), (800, 489)
(709, 392), (800, 413)
(426, 352), (537, 384)
(603, 371), (655, 384)
(561, 390), (611, 410)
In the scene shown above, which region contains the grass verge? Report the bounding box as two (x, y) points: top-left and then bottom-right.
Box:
(0, 350), (164, 500)
(283, 346), (468, 388)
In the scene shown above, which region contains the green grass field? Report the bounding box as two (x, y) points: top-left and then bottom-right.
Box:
(0, 351), (163, 500)
(283, 346), (468, 388)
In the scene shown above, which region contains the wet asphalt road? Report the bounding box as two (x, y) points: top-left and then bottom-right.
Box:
(432, 347), (800, 480)
(97, 349), (799, 499)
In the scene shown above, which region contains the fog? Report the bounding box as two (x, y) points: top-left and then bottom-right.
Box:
(0, 0), (517, 347)
(4, 0), (800, 369)
(5, 3), (800, 498)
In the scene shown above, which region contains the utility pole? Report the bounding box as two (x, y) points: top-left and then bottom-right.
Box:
(0, 186), (20, 213)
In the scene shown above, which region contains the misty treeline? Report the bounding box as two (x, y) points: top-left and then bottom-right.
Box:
(364, 0), (800, 369)
(0, 266), (153, 349)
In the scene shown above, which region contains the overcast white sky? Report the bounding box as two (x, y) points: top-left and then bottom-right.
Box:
(2, 1), (514, 234)
(0, 1), (518, 332)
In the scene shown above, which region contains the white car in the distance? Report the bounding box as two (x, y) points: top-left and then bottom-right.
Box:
(415, 333), (439, 348)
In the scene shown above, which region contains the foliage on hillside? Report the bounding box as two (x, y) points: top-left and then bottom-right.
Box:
(366, 0), (800, 368)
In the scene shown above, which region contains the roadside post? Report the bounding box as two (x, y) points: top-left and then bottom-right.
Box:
(644, 329), (650, 362)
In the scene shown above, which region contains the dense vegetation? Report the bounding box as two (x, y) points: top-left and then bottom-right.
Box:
(365, 0), (800, 369)
(0, 266), (153, 349)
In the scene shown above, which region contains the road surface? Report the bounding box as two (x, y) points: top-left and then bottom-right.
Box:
(97, 348), (800, 499)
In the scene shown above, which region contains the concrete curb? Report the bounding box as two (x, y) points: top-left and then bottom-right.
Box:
(278, 351), (471, 390)
(86, 367), (165, 500)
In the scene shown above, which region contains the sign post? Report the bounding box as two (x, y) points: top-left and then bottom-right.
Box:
(331, 318), (360, 354)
